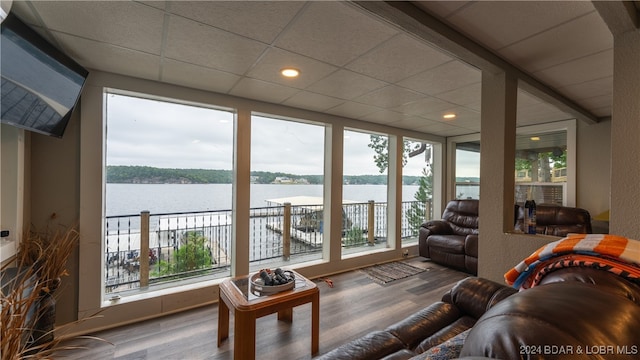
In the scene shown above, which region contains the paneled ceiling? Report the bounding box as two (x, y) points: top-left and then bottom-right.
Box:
(8, 1), (622, 138)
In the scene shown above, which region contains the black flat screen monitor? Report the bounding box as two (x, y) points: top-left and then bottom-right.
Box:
(1, 13), (88, 138)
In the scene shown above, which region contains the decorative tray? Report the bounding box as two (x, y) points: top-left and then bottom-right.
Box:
(250, 269), (295, 295)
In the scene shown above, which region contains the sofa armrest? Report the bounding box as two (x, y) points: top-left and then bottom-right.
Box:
(315, 330), (405, 360)
(441, 277), (517, 319)
(385, 301), (462, 349)
(420, 220), (454, 235)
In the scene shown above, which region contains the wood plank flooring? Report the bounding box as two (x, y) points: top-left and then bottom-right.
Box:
(55, 258), (469, 360)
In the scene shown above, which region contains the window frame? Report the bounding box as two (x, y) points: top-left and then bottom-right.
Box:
(447, 119), (576, 207)
(78, 72), (445, 328)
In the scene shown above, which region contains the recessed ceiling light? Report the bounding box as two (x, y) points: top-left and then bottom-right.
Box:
(443, 113), (456, 119)
(280, 67), (300, 78)
(530, 136), (541, 141)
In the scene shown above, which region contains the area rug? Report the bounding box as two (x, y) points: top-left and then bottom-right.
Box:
(359, 261), (426, 284)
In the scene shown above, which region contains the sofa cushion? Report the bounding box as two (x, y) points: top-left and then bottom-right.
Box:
(381, 349), (418, 360)
(413, 316), (475, 354)
(460, 281), (640, 359)
(411, 328), (471, 360)
(385, 302), (462, 349)
(428, 235), (466, 253)
(318, 330), (406, 360)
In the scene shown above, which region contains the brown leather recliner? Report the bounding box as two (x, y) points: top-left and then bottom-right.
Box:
(515, 203), (592, 236)
(420, 201), (593, 276)
(419, 200), (479, 275)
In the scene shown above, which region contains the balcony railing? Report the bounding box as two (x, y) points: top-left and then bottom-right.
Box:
(104, 200), (430, 296)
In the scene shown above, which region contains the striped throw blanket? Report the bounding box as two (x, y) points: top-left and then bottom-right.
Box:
(505, 234), (640, 289)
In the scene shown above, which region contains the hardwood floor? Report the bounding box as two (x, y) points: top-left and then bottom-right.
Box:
(55, 258), (469, 360)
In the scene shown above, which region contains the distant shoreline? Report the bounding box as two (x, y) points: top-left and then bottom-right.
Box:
(105, 165), (445, 186)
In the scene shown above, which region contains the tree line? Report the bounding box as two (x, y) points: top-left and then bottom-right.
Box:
(106, 165), (427, 185)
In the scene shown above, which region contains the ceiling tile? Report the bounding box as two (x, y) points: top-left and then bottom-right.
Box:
(354, 85), (425, 109)
(590, 105), (612, 118)
(361, 110), (412, 124)
(346, 34), (453, 83)
(169, 1), (305, 44)
(392, 96), (455, 117)
(30, 1), (166, 54)
(533, 50), (613, 88)
(165, 16), (268, 75)
(517, 103), (573, 125)
(435, 83), (481, 107)
(557, 77), (612, 101)
(140, 1), (167, 10)
(416, 121), (473, 136)
(385, 116), (436, 129)
(161, 59), (241, 94)
(498, 12), (612, 73)
(442, 1), (596, 50)
(229, 78), (300, 104)
(398, 61), (481, 96)
(282, 91), (344, 112)
(414, 1), (471, 19)
(55, 33), (161, 81)
(326, 101), (380, 119)
(421, 106), (479, 123)
(517, 89), (546, 107)
(306, 70), (387, 100)
(577, 95), (611, 113)
(274, 2), (398, 66)
(246, 48), (338, 89)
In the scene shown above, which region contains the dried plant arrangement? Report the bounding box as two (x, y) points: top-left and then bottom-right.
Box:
(17, 220), (80, 287)
(1, 220), (106, 359)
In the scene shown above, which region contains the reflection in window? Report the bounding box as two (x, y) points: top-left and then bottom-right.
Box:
(515, 131), (567, 205)
(455, 141), (480, 200)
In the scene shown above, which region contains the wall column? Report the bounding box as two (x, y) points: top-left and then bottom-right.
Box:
(609, 30), (640, 237)
(232, 109), (251, 276)
(478, 70), (518, 280)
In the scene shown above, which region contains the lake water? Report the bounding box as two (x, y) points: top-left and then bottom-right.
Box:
(105, 183), (423, 216)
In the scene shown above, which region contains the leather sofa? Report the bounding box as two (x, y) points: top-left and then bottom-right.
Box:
(514, 203), (592, 235)
(316, 277), (517, 360)
(317, 268), (640, 360)
(419, 200), (593, 275)
(418, 200), (479, 275)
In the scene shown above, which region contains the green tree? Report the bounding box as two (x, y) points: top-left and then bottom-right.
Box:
(153, 231), (213, 277)
(367, 135), (414, 173)
(406, 167), (433, 229)
(368, 135), (433, 225)
(515, 149), (566, 182)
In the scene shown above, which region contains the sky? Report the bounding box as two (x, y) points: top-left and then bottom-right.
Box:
(105, 93), (444, 177)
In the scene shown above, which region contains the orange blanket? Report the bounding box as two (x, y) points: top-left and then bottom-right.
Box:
(505, 234), (640, 288)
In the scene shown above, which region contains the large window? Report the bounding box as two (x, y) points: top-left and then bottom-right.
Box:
(342, 129), (390, 257)
(249, 115), (325, 271)
(104, 91), (234, 299)
(402, 139), (434, 245)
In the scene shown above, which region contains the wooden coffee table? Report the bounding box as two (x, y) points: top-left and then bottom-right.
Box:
(217, 270), (319, 360)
